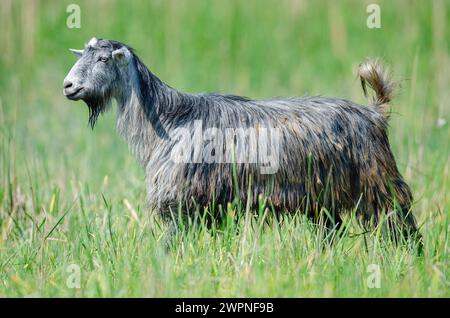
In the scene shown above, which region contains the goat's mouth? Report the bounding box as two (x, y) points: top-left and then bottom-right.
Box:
(64, 87), (84, 100)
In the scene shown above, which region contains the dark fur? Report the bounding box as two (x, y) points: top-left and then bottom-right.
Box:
(64, 39), (421, 244)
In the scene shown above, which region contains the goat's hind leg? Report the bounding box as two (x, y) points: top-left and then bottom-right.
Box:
(389, 204), (423, 253)
(376, 201), (423, 254)
(309, 206), (345, 246)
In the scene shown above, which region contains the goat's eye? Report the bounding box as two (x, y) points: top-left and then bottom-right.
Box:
(99, 56), (109, 63)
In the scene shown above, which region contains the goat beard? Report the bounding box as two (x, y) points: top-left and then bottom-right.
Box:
(85, 96), (112, 129)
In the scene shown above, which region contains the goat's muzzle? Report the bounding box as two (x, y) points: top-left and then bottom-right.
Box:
(63, 80), (84, 100)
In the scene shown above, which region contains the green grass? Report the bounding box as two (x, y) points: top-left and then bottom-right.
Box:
(0, 0), (448, 297)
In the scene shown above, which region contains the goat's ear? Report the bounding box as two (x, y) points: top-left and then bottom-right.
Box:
(69, 48), (83, 58)
(112, 47), (131, 65)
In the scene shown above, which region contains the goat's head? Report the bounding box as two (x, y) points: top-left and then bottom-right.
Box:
(63, 37), (133, 127)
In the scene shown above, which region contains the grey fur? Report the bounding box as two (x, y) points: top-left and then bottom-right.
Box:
(64, 38), (420, 241)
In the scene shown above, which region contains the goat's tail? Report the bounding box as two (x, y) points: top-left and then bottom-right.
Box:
(358, 58), (395, 121)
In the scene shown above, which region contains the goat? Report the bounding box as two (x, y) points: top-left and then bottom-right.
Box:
(63, 37), (421, 244)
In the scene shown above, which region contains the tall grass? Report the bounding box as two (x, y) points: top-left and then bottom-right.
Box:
(0, 0), (448, 297)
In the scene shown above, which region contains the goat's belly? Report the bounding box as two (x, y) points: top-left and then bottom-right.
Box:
(147, 157), (360, 214)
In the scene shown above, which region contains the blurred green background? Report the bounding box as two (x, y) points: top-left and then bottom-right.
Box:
(0, 0), (448, 297)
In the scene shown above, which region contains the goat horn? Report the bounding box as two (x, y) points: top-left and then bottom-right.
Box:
(69, 48), (84, 57)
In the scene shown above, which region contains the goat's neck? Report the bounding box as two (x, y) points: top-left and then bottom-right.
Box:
(115, 72), (182, 167)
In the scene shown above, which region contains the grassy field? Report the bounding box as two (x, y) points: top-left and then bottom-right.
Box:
(0, 0), (448, 297)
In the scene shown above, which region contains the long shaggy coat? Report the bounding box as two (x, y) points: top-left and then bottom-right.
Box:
(63, 38), (419, 240)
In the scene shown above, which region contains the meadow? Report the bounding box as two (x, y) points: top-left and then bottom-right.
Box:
(0, 0), (448, 297)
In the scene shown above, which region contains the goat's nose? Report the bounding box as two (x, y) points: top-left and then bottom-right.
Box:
(63, 80), (73, 89)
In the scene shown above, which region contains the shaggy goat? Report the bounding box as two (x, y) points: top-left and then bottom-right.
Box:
(63, 37), (420, 242)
